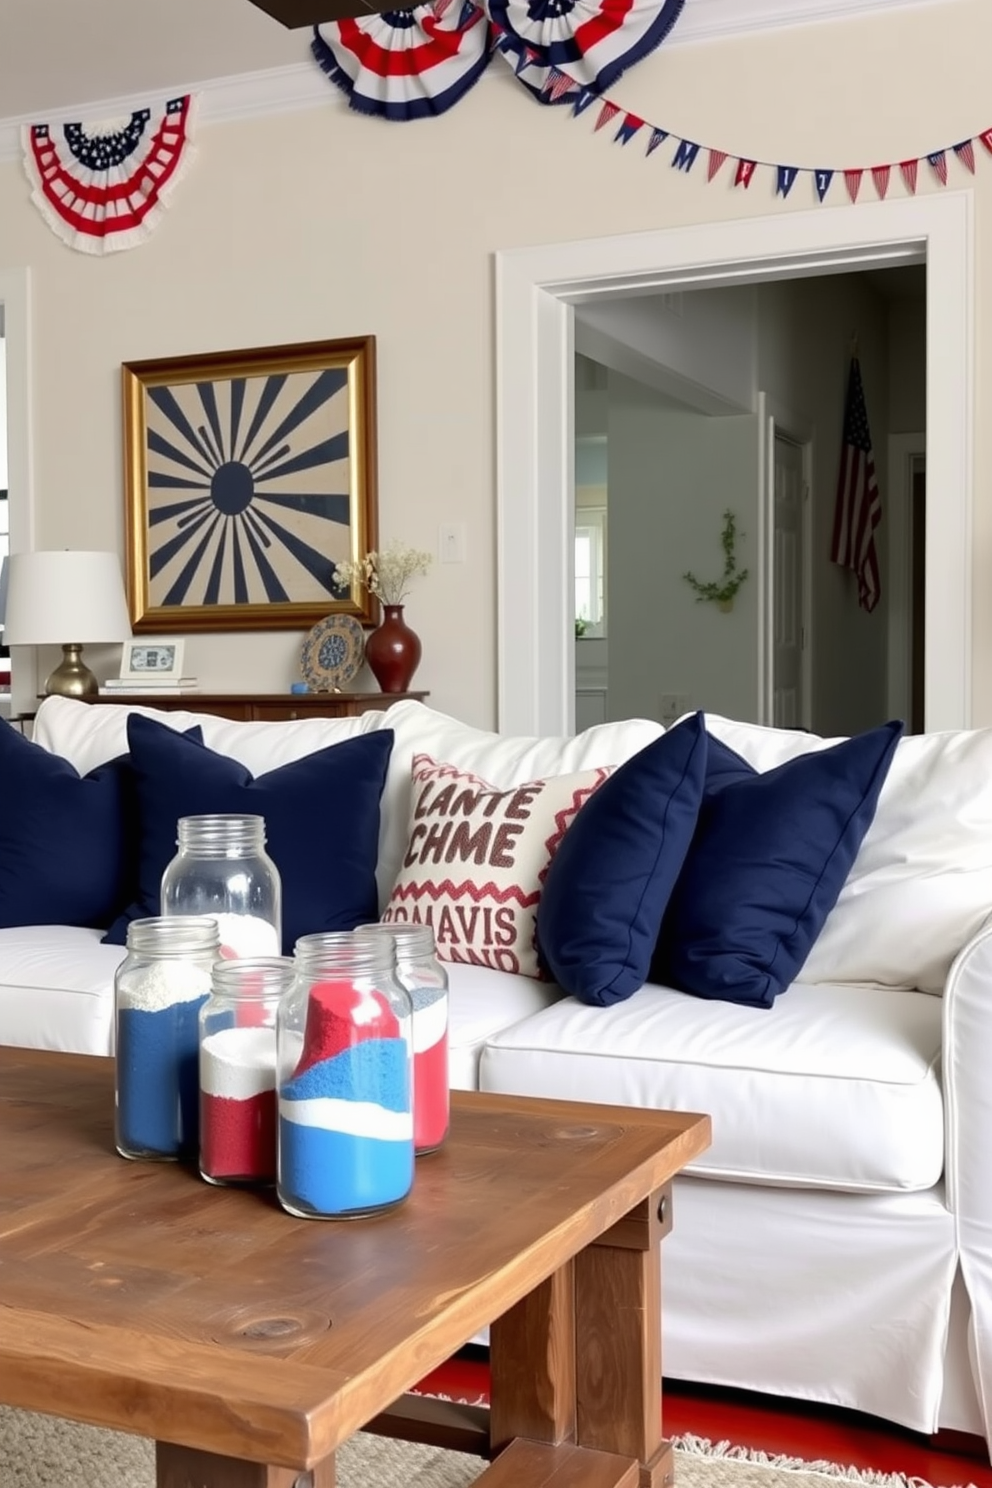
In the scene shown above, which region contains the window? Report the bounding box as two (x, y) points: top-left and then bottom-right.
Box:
(575, 505), (607, 638)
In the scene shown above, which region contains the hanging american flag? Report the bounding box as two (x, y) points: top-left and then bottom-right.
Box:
(830, 356), (882, 613)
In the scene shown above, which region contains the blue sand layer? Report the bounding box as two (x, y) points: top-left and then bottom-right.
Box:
(278, 1121), (413, 1215)
(116, 999), (205, 1158)
(283, 1037), (409, 1113)
(407, 985), (446, 1013)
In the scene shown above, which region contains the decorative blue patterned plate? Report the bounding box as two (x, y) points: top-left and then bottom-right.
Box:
(299, 613), (366, 692)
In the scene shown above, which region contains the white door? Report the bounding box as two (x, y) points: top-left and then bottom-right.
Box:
(772, 433), (807, 729)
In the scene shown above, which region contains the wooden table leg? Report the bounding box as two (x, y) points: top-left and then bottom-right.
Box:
(156, 1443), (336, 1488)
(574, 1184), (674, 1488)
(489, 1256), (577, 1453)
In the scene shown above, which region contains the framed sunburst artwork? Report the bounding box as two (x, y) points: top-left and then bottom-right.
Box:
(122, 336), (378, 632)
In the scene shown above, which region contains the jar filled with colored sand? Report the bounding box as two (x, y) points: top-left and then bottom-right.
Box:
(114, 915), (221, 1161)
(161, 813), (282, 957)
(199, 956), (295, 1187)
(280, 933), (414, 1219)
(355, 922), (449, 1154)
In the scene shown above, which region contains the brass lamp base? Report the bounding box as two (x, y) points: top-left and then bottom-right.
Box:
(44, 643), (99, 699)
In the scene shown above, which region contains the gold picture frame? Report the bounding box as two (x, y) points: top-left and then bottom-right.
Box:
(122, 336), (378, 633)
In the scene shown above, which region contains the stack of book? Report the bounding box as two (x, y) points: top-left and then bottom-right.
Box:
(99, 677), (200, 696)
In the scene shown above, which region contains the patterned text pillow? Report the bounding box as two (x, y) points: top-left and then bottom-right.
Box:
(382, 753), (611, 978)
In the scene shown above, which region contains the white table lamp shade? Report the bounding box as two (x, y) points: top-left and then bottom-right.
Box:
(3, 551), (131, 645)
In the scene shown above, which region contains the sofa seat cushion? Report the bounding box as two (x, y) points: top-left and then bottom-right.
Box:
(479, 979), (944, 1193)
(445, 962), (564, 1090)
(0, 926), (127, 1057)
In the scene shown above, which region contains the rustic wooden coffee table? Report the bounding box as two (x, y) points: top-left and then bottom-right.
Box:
(0, 1048), (709, 1488)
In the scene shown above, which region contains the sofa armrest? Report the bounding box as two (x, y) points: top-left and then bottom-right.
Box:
(942, 912), (992, 1441)
(943, 911), (992, 1211)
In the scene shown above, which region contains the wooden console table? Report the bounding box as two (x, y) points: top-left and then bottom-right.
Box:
(81, 691), (428, 722)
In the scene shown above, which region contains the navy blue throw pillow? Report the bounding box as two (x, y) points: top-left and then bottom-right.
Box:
(650, 720), (904, 1008)
(0, 720), (157, 930)
(703, 733), (756, 795)
(536, 712), (708, 1007)
(102, 716), (394, 953)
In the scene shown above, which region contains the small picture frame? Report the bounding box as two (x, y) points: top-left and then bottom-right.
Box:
(120, 636), (186, 681)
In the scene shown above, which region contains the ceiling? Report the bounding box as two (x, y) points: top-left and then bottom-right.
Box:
(0, 0), (306, 122)
(0, 0), (941, 127)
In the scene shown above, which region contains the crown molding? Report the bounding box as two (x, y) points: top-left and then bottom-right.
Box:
(0, 0), (948, 164)
(672, 0), (948, 44)
(0, 61), (329, 164)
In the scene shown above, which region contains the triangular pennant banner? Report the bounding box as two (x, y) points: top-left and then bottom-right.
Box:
(734, 158), (757, 188)
(672, 139), (700, 172)
(707, 148), (728, 181)
(572, 87), (597, 116)
(871, 165), (890, 199)
(543, 67), (574, 101)
(646, 127), (669, 156)
(953, 140), (976, 174)
(594, 101), (621, 132)
(776, 165), (799, 199)
(615, 113), (644, 145)
(844, 169), (863, 203)
(979, 129), (992, 157)
(927, 150), (948, 185)
(814, 169), (834, 202)
(513, 45), (536, 75)
(900, 158), (919, 194)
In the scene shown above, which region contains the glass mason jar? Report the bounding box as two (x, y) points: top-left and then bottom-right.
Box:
(161, 813), (282, 958)
(114, 915), (221, 1162)
(280, 932), (414, 1219)
(199, 956), (295, 1187)
(356, 923), (450, 1155)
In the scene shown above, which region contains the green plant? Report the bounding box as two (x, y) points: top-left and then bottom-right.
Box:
(683, 509), (749, 608)
(575, 617), (587, 638)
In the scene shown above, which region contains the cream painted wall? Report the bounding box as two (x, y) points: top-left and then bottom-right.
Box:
(0, 1), (987, 728)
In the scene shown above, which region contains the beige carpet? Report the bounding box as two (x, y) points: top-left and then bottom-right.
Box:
(0, 1406), (973, 1488)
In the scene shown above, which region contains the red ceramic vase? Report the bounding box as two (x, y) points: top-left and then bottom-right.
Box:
(365, 605), (422, 694)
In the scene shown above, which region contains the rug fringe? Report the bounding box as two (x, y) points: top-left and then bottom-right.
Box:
(672, 1434), (977, 1488)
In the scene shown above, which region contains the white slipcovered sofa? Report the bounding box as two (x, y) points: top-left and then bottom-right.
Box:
(6, 693), (992, 1453)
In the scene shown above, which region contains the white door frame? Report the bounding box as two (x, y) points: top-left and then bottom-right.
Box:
(496, 192), (972, 736)
(763, 397), (815, 731)
(887, 430), (927, 723)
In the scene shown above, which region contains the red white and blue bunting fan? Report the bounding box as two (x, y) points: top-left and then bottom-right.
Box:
(312, 5), (491, 121)
(490, 0), (684, 102)
(22, 95), (197, 254)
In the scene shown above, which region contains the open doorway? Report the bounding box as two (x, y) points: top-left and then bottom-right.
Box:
(571, 263), (926, 736)
(496, 192), (970, 739)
